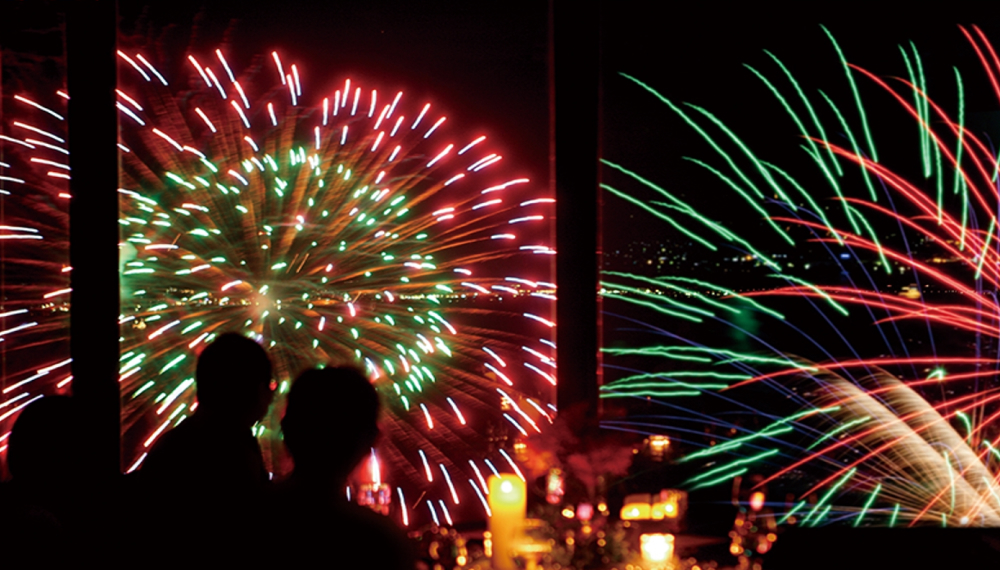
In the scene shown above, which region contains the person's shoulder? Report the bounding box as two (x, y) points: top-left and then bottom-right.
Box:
(266, 495), (414, 568)
(339, 501), (398, 528)
(139, 416), (208, 475)
(148, 416), (195, 450)
(336, 503), (416, 561)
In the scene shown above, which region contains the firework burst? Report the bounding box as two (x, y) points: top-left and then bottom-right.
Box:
(1, 46), (555, 525)
(602, 24), (1000, 527)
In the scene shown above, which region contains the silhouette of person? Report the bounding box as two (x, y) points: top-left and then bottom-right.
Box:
(137, 332), (274, 562)
(269, 366), (415, 568)
(0, 396), (95, 565)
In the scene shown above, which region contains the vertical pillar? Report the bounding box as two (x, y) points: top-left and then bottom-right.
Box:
(551, 1), (602, 424)
(67, 0), (120, 475)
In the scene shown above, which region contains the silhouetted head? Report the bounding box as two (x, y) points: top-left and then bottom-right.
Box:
(7, 396), (86, 484)
(281, 366), (380, 481)
(195, 333), (273, 427)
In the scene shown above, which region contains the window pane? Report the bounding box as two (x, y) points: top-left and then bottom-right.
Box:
(0, 4), (71, 475)
(117, 4), (552, 528)
(602, 15), (1000, 528)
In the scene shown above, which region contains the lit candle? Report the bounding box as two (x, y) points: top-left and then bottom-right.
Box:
(640, 533), (674, 564)
(488, 474), (526, 570)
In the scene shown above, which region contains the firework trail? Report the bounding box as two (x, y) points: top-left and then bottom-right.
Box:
(0, 46), (555, 525)
(602, 24), (1000, 526)
(0, 51), (72, 459)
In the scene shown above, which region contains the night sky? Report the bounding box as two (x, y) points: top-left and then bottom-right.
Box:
(117, 0), (550, 192)
(597, 11), (1000, 376)
(13, 4), (1000, 251)
(10, 4), (1000, 254)
(2, 1), (550, 195)
(601, 12), (1000, 250)
(9, 5), (1000, 384)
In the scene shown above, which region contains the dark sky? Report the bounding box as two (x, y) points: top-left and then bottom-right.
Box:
(11, 3), (1000, 254)
(600, 9), (1000, 250)
(116, 0), (550, 185)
